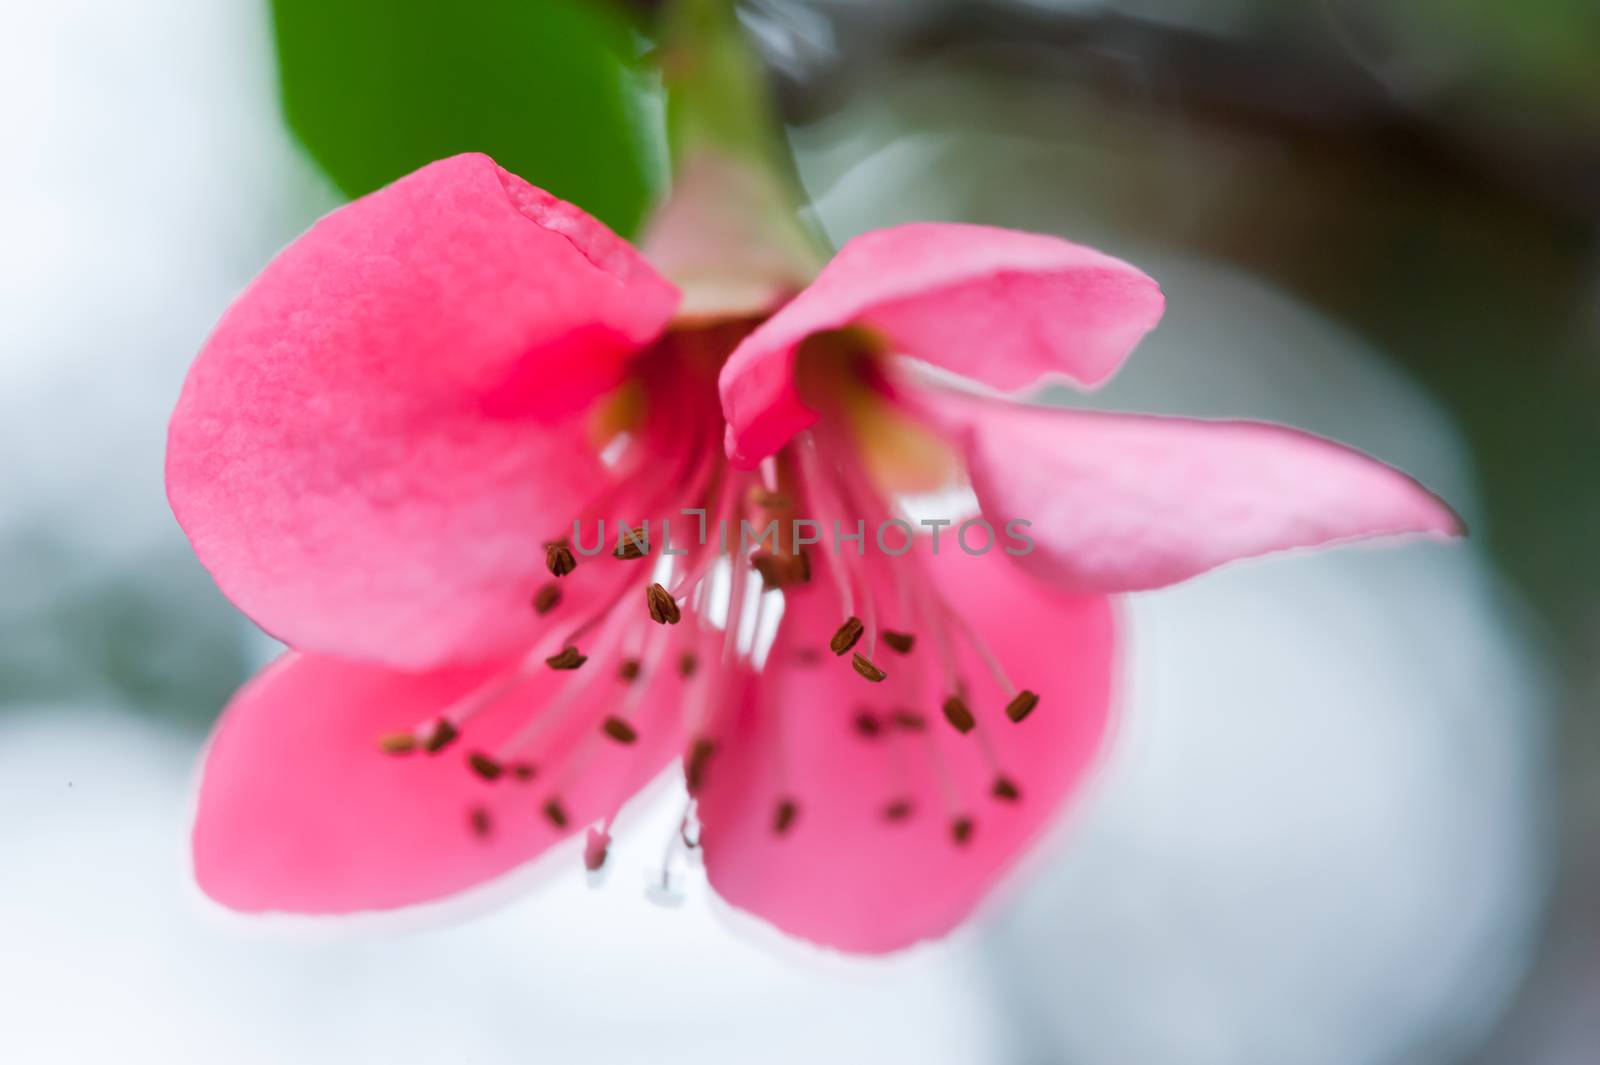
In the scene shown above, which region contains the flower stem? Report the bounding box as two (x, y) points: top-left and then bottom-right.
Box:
(644, 0), (828, 315)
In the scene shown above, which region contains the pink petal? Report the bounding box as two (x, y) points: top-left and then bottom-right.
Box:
(719, 223), (1163, 465)
(166, 153), (679, 668)
(192, 647), (694, 915)
(696, 543), (1117, 953)
(942, 393), (1464, 593)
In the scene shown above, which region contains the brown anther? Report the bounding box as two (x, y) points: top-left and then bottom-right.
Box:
(618, 658), (642, 682)
(544, 541), (577, 577)
(422, 718), (460, 754)
(532, 583), (562, 615)
(881, 630), (916, 654)
(378, 732), (417, 756)
(992, 775), (1022, 802)
(541, 797), (569, 829)
(646, 582), (681, 625)
(852, 711), (883, 738)
(772, 797), (800, 836)
(1005, 689), (1041, 723)
(509, 761), (538, 782)
(601, 715), (638, 745)
(851, 653), (887, 683)
(951, 816), (975, 845)
(545, 645), (587, 671)
(467, 751), (503, 782)
(750, 550), (811, 589)
(749, 552), (788, 587)
(469, 805), (493, 839)
(883, 798), (915, 823)
(942, 695), (976, 734)
(890, 709), (927, 732)
(748, 487), (792, 510)
(829, 616), (865, 656)
(613, 530), (650, 560)
(684, 737), (716, 795)
(678, 652), (698, 678)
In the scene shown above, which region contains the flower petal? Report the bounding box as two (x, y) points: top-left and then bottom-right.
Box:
(696, 543), (1117, 953)
(943, 393), (1463, 593)
(720, 223), (1162, 465)
(167, 153), (679, 668)
(192, 644), (695, 915)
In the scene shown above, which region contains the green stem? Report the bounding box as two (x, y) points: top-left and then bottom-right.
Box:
(658, 0), (795, 181)
(644, 0), (829, 306)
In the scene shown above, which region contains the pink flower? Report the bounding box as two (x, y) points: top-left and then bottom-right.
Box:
(171, 152), (760, 915)
(168, 152), (1461, 954)
(698, 223), (1462, 950)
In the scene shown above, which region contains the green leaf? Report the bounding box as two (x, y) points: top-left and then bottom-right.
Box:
(270, 0), (661, 235)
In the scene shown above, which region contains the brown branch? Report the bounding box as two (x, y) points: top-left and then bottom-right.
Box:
(768, 2), (1600, 221)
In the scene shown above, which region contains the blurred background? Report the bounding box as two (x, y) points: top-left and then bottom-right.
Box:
(1, 1), (1595, 1062)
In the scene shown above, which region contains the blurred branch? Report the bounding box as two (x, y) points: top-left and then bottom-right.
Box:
(768, 1), (1600, 223)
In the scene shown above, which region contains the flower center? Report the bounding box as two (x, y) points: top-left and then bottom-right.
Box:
(375, 324), (1040, 874)
(373, 322), (763, 871)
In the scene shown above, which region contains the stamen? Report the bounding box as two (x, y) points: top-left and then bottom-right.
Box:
(678, 652), (699, 678)
(830, 616), (865, 656)
(807, 415), (1018, 828)
(584, 827), (611, 872)
(601, 715), (639, 745)
(940, 595), (1025, 701)
(684, 737), (716, 795)
(541, 797), (569, 829)
(429, 668), (527, 736)
(546, 630), (673, 840)
(721, 532), (752, 670)
(466, 751), (503, 781)
(500, 616), (629, 760)
(851, 653), (887, 683)
(748, 487), (791, 509)
(883, 798), (915, 823)
(613, 528), (650, 560)
(941, 695), (976, 734)
(646, 867), (688, 908)
(912, 577), (969, 710)
(377, 732), (416, 756)
(422, 718), (460, 754)
(532, 583), (562, 615)
(1005, 689), (1041, 723)
(469, 805), (493, 839)
(646, 582), (681, 625)
(750, 550), (810, 588)
(749, 553), (782, 586)
(545, 646), (587, 671)
(618, 658), (642, 682)
(852, 710), (883, 738)
(882, 630), (916, 654)
(903, 578), (1021, 792)
(545, 541), (577, 577)
(796, 433), (857, 618)
(808, 427), (891, 655)
(772, 797), (800, 836)
(890, 709), (927, 732)
(991, 775), (1022, 802)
